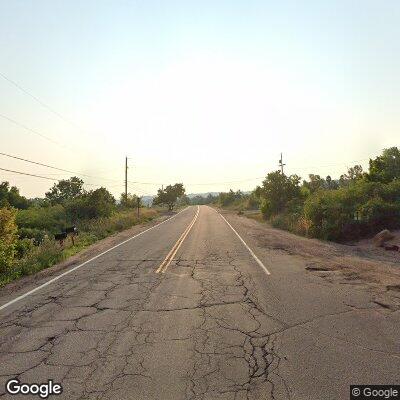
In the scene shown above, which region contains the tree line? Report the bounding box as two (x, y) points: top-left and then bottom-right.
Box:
(215, 147), (400, 242)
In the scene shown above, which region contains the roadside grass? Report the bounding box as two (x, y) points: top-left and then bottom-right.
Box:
(243, 210), (265, 223)
(0, 208), (158, 288)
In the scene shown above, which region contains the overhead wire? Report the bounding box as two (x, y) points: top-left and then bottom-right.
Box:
(0, 113), (66, 148)
(0, 152), (123, 183)
(0, 71), (76, 127)
(0, 71), (121, 161)
(0, 167), (110, 187)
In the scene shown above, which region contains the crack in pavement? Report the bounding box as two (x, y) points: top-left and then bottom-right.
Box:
(0, 242), (396, 399)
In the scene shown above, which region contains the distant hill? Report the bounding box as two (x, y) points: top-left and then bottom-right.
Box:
(141, 195), (155, 206)
(186, 192), (220, 199)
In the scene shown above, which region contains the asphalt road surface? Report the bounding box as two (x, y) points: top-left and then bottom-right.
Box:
(0, 206), (398, 399)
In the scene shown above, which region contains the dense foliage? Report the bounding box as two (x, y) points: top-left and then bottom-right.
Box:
(0, 207), (18, 273)
(0, 177), (157, 286)
(0, 182), (30, 209)
(218, 147), (400, 242)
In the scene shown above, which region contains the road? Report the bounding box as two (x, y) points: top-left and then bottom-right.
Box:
(0, 205), (398, 399)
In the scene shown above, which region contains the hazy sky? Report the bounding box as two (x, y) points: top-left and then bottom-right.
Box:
(0, 0), (399, 198)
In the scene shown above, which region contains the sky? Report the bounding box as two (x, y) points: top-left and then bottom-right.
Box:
(0, 0), (399, 198)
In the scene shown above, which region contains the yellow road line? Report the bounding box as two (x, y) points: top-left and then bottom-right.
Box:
(156, 206), (200, 274)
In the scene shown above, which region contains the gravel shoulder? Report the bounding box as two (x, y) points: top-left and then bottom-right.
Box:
(222, 209), (400, 311)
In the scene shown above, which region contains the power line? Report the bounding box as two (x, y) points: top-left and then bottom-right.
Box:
(0, 167), (58, 181)
(0, 71), (79, 129)
(0, 166), (107, 187)
(0, 152), (123, 183)
(0, 113), (66, 147)
(0, 72), (114, 158)
(0, 151), (372, 190)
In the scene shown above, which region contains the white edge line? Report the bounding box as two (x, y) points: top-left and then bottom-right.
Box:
(218, 212), (271, 275)
(0, 206), (191, 312)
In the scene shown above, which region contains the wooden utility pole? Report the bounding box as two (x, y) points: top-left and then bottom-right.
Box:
(279, 153), (286, 174)
(137, 197), (140, 219)
(125, 156), (128, 205)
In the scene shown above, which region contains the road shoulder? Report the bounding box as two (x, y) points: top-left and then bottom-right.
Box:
(218, 208), (400, 312)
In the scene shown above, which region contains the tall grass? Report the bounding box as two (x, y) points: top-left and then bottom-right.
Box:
(0, 208), (158, 287)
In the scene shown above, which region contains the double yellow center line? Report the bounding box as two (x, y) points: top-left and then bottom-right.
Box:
(156, 206), (200, 274)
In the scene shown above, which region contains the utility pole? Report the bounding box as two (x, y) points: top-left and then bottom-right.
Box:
(137, 197), (140, 219)
(279, 153), (286, 174)
(125, 156), (128, 205)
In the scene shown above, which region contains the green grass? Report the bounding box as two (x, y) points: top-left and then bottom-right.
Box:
(0, 208), (158, 288)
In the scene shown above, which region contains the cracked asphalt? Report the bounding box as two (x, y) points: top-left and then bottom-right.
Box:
(0, 205), (399, 399)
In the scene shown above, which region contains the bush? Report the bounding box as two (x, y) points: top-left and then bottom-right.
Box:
(303, 180), (400, 241)
(16, 205), (66, 233)
(0, 182), (30, 209)
(0, 208), (18, 273)
(15, 238), (35, 258)
(77, 209), (157, 239)
(259, 172), (302, 218)
(359, 197), (400, 232)
(16, 239), (64, 277)
(18, 227), (48, 245)
(218, 190), (244, 207)
(65, 188), (116, 221)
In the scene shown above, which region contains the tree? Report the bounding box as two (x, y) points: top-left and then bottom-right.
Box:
(368, 147), (400, 183)
(153, 184), (185, 210)
(0, 207), (17, 273)
(66, 187), (116, 220)
(177, 194), (190, 207)
(339, 165), (364, 187)
(218, 190), (243, 207)
(45, 177), (84, 205)
(0, 182), (30, 209)
(119, 192), (140, 209)
(323, 176), (339, 190)
(303, 174), (325, 193)
(259, 171), (302, 218)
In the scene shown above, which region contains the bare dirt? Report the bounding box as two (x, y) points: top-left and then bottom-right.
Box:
(233, 211), (400, 311)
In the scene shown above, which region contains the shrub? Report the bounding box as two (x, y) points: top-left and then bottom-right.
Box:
(359, 197), (400, 232)
(16, 205), (66, 233)
(303, 189), (356, 240)
(259, 171), (302, 218)
(303, 180), (400, 241)
(18, 227), (48, 245)
(0, 207), (18, 273)
(65, 188), (116, 221)
(0, 182), (30, 209)
(16, 238), (64, 276)
(15, 238), (35, 258)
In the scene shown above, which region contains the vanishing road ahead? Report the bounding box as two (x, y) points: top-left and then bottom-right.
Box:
(0, 206), (399, 399)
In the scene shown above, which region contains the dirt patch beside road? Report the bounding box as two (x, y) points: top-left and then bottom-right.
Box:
(223, 210), (400, 311)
